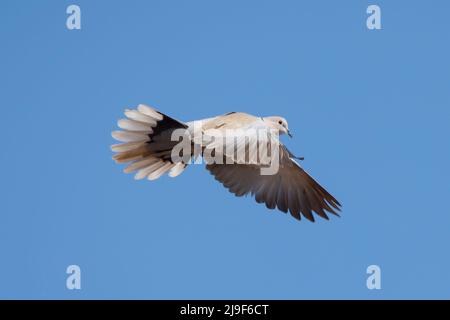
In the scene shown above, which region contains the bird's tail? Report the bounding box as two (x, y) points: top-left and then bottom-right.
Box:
(111, 104), (189, 180)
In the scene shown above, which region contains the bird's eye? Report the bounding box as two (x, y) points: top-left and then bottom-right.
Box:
(278, 121), (283, 125)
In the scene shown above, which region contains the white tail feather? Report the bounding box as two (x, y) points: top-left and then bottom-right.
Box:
(169, 162), (186, 178)
(112, 131), (150, 143)
(118, 119), (153, 132)
(134, 161), (164, 180)
(111, 141), (146, 152)
(124, 109), (157, 126)
(148, 162), (173, 181)
(124, 157), (159, 174)
(138, 104), (163, 121)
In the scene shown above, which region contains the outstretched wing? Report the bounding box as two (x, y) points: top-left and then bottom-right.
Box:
(206, 145), (341, 222)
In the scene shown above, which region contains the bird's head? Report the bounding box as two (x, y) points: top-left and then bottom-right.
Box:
(263, 116), (292, 137)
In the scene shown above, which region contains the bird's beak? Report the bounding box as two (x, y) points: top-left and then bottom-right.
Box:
(287, 130), (293, 138)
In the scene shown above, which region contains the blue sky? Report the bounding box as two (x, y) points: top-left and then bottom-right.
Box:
(1, 0), (449, 299)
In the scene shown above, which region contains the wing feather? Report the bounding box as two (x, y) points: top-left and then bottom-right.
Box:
(206, 145), (341, 222)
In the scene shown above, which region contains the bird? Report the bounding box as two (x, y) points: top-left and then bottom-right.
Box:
(111, 104), (341, 222)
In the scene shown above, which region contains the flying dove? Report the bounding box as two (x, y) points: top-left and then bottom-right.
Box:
(111, 104), (341, 222)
